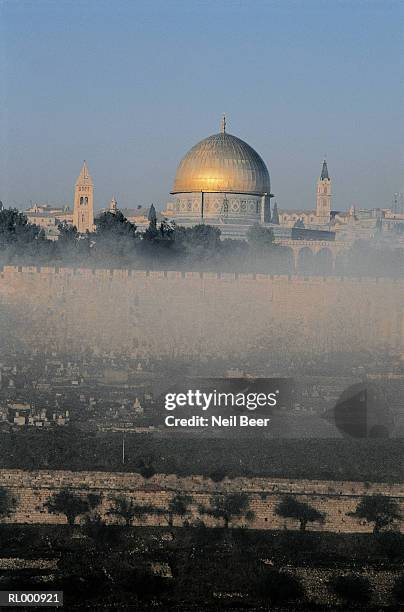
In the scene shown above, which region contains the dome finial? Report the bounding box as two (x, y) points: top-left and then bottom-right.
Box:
(221, 113), (226, 134)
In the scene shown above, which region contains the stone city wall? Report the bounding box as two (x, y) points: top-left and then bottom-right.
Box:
(0, 266), (403, 357)
(0, 470), (403, 532)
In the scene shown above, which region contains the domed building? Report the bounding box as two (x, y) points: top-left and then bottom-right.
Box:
(164, 117), (273, 238)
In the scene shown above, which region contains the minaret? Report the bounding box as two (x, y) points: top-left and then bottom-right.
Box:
(73, 161), (94, 233)
(316, 160), (331, 222)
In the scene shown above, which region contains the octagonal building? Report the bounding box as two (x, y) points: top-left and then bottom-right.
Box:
(164, 117), (273, 238)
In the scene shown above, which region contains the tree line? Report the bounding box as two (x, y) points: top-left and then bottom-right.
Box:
(0, 207), (403, 276)
(0, 484), (403, 607)
(0, 485), (401, 533)
(0, 207), (283, 272)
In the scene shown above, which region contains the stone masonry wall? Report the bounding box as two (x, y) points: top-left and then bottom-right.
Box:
(0, 266), (403, 357)
(0, 470), (402, 532)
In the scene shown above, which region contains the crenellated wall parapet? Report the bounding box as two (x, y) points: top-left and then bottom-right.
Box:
(1, 264), (404, 285)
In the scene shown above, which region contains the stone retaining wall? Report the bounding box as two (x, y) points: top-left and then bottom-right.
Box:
(0, 470), (402, 532)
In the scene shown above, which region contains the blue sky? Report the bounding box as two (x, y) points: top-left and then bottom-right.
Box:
(0, 0), (403, 212)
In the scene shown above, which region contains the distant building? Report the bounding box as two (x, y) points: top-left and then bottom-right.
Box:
(73, 161), (94, 233)
(291, 227), (336, 241)
(25, 161), (95, 237)
(96, 196), (160, 232)
(25, 204), (73, 239)
(279, 160), (332, 228)
(163, 116), (273, 238)
(7, 401), (69, 428)
(20, 127), (402, 247)
(392, 192), (404, 214)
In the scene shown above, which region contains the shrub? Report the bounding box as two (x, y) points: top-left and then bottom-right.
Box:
(120, 569), (172, 600)
(139, 465), (156, 479)
(392, 574), (404, 603)
(82, 514), (117, 548)
(209, 469), (227, 483)
(376, 530), (404, 560)
(255, 568), (304, 603)
(329, 573), (372, 603)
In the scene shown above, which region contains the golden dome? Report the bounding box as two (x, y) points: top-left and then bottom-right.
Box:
(172, 128), (270, 195)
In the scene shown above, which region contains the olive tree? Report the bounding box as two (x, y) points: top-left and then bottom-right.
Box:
(0, 487), (17, 520)
(275, 496), (325, 531)
(107, 496), (154, 527)
(348, 494), (401, 533)
(199, 492), (254, 528)
(166, 492), (193, 527)
(44, 489), (91, 526)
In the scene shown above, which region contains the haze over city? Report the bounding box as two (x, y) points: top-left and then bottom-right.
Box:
(1, 0), (403, 212)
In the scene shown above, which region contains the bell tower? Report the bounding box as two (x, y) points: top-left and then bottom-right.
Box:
(73, 161), (94, 233)
(316, 160), (331, 222)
